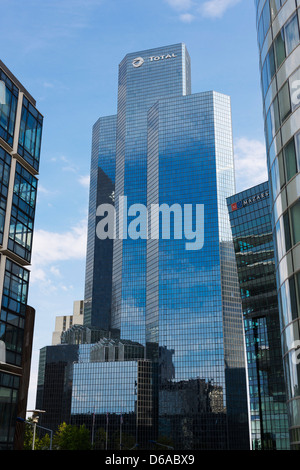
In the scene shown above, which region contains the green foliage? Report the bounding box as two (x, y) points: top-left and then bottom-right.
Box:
(53, 422), (91, 450)
(93, 427), (107, 450)
(23, 420), (91, 450)
(23, 419), (34, 450)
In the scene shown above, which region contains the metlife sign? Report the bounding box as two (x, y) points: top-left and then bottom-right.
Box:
(231, 189), (269, 212)
(132, 52), (177, 68)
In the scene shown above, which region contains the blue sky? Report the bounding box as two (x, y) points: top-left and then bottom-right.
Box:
(0, 0), (268, 409)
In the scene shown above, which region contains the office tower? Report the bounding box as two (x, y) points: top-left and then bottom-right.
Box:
(254, 1), (300, 448)
(227, 181), (290, 450)
(82, 43), (250, 450)
(36, 343), (79, 434)
(36, 324), (120, 434)
(84, 116), (116, 330)
(52, 300), (84, 345)
(0, 60), (43, 449)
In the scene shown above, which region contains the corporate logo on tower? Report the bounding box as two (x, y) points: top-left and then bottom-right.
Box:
(132, 57), (144, 68)
(132, 52), (177, 68)
(231, 189), (269, 212)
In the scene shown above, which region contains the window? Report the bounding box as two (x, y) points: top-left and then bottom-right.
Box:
(1, 260), (29, 366)
(278, 151), (286, 188)
(289, 68), (300, 111)
(270, 0), (281, 19)
(297, 272), (300, 311)
(284, 14), (300, 56)
(3, 259), (28, 306)
(262, 1), (271, 36)
(278, 81), (291, 122)
(294, 131), (300, 170)
(284, 138), (297, 181)
(0, 80), (5, 104)
(275, 30), (286, 68)
(267, 97), (280, 146)
(0, 148), (11, 244)
(271, 157), (280, 197)
(18, 96), (43, 171)
(13, 162), (37, 209)
(289, 276), (298, 321)
(290, 200), (300, 246)
(8, 163), (37, 261)
(0, 71), (18, 146)
(283, 212), (292, 252)
(262, 46), (276, 96)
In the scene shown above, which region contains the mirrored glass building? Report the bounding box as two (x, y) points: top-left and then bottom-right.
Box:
(0, 59), (43, 449)
(254, 0), (300, 448)
(227, 181), (290, 450)
(80, 43), (250, 450)
(84, 116), (116, 330)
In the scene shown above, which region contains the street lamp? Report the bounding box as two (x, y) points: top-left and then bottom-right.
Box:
(17, 411), (53, 450)
(27, 410), (46, 450)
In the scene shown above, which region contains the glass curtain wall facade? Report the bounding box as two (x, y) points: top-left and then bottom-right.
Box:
(84, 116), (116, 329)
(227, 182), (290, 450)
(255, 0), (300, 448)
(82, 43), (250, 450)
(36, 344), (79, 433)
(111, 44), (191, 346)
(146, 91), (249, 449)
(0, 60), (43, 449)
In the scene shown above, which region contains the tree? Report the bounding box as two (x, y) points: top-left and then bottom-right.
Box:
(23, 418), (34, 450)
(23, 418), (51, 450)
(93, 427), (107, 450)
(52, 422), (91, 450)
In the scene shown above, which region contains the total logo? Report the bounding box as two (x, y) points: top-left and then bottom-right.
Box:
(132, 53), (177, 68)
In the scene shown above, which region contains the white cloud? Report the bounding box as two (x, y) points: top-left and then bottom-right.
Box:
(179, 13), (195, 22)
(78, 174), (90, 188)
(31, 221), (87, 267)
(43, 81), (54, 88)
(234, 137), (268, 193)
(37, 184), (51, 194)
(165, 0), (241, 20)
(29, 220), (87, 292)
(200, 0), (241, 18)
(165, 0), (194, 10)
(50, 265), (62, 277)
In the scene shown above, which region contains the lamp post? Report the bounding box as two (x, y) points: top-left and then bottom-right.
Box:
(17, 411), (53, 450)
(27, 410), (46, 450)
(28, 410), (46, 450)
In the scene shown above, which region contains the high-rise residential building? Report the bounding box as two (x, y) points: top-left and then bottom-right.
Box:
(227, 181), (290, 450)
(81, 43), (250, 450)
(0, 60), (43, 449)
(254, 0), (300, 448)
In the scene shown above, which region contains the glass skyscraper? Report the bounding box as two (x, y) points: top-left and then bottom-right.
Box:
(84, 115), (116, 330)
(0, 59), (43, 449)
(227, 181), (290, 450)
(255, 0), (300, 448)
(81, 43), (250, 450)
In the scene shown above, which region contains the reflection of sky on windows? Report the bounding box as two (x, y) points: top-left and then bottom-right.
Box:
(89, 46), (248, 446)
(71, 361), (137, 415)
(112, 44), (191, 346)
(0, 72), (18, 146)
(0, 81), (5, 105)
